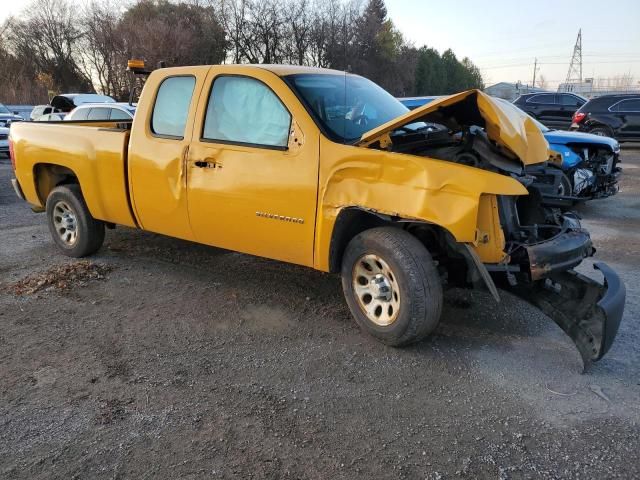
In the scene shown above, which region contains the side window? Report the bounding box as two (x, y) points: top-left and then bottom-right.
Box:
(203, 76), (291, 148)
(87, 107), (111, 120)
(110, 108), (132, 120)
(617, 99), (640, 112)
(72, 108), (90, 121)
(151, 76), (196, 138)
(561, 95), (581, 107)
(528, 94), (555, 104)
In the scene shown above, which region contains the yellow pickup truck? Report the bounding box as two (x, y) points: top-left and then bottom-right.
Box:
(9, 65), (625, 368)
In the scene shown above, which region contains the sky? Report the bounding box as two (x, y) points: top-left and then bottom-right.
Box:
(2, 0), (639, 89)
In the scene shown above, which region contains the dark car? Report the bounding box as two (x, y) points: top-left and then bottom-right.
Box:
(0, 103), (24, 127)
(570, 94), (640, 141)
(513, 92), (586, 129)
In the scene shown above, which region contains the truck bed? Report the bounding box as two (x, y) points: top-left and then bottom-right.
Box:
(11, 121), (137, 228)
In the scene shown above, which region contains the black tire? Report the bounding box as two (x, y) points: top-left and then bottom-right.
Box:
(558, 171), (573, 197)
(341, 227), (443, 346)
(590, 126), (614, 138)
(45, 184), (105, 257)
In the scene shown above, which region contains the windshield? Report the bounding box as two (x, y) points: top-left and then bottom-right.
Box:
(284, 73), (409, 143)
(0, 104), (10, 114)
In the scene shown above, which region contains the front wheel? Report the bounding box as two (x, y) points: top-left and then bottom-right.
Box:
(46, 184), (105, 257)
(341, 227), (443, 346)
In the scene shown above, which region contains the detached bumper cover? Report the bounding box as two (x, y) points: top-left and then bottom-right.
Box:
(512, 262), (626, 370)
(525, 229), (594, 281)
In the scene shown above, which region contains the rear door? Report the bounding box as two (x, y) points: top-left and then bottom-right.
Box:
(526, 94), (558, 126)
(186, 67), (320, 266)
(611, 98), (640, 139)
(558, 94), (585, 128)
(128, 67), (210, 240)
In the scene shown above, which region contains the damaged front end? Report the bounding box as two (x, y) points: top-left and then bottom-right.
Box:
(494, 193), (625, 369)
(359, 90), (626, 367)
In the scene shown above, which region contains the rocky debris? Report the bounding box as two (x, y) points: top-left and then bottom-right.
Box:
(7, 260), (113, 295)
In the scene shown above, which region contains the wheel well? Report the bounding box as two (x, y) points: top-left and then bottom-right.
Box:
(587, 122), (614, 135)
(328, 207), (462, 277)
(33, 163), (79, 205)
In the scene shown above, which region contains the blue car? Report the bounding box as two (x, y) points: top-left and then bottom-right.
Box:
(398, 96), (621, 203)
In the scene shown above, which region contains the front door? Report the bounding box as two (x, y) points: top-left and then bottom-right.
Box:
(186, 68), (320, 267)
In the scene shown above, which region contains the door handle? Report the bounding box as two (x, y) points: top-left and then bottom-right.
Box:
(193, 159), (221, 169)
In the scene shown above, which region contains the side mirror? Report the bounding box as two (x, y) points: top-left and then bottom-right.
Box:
(13, 111), (19, 115)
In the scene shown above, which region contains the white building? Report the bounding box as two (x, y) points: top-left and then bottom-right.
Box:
(484, 82), (550, 102)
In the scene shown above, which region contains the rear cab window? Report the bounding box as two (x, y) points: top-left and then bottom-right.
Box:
(151, 76), (196, 138)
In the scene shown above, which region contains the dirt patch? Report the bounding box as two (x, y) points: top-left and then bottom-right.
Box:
(6, 260), (113, 295)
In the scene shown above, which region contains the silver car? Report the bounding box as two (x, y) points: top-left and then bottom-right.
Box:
(0, 126), (9, 157)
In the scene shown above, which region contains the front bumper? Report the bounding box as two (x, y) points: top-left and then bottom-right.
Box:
(525, 229), (594, 281)
(511, 262), (625, 370)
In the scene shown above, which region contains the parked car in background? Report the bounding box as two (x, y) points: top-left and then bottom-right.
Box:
(399, 96), (621, 205)
(0, 126), (9, 156)
(496, 99), (621, 205)
(513, 92), (586, 130)
(65, 103), (136, 121)
(36, 113), (67, 122)
(30, 105), (62, 121)
(396, 96), (442, 110)
(0, 103), (24, 127)
(570, 94), (640, 141)
(50, 93), (116, 113)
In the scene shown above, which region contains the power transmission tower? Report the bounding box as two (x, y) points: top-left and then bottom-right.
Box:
(565, 29), (583, 85)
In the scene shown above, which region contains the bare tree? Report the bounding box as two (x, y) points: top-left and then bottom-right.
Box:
(80, 0), (129, 98)
(6, 0), (92, 93)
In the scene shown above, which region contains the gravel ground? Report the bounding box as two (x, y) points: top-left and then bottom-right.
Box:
(1, 148), (639, 479)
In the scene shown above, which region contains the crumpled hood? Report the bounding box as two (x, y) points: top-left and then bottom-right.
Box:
(358, 89), (549, 166)
(544, 129), (619, 151)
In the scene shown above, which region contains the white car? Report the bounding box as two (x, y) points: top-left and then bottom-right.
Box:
(65, 103), (136, 121)
(0, 126), (9, 157)
(36, 113), (67, 122)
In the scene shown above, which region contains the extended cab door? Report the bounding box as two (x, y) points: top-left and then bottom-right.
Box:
(186, 67), (320, 267)
(128, 67), (209, 240)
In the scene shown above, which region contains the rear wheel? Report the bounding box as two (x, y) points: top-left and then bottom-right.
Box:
(341, 227), (443, 346)
(590, 126), (614, 138)
(46, 184), (105, 257)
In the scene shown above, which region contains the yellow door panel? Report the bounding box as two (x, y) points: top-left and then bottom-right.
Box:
(128, 67), (210, 240)
(186, 67), (320, 266)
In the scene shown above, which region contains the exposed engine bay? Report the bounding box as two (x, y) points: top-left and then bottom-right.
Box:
(364, 92), (598, 289)
(361, 90), (625, 369)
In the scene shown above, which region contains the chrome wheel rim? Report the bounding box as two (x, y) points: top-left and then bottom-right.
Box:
(52, 201), (78, 246)
(352, 254), (400, 326)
